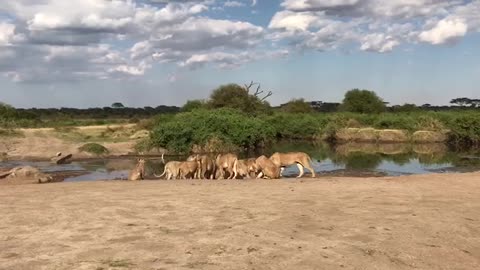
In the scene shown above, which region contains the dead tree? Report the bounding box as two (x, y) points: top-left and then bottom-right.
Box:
(243, 81), (273, 101)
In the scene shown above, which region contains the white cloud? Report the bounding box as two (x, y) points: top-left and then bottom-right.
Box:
(419, 18), (468, 45)
(282, 0), (360, 11)
(0, 0), (270, 82)
(224, 1), (245, 8)
(269, 11), (318, 31)
(0, 23), (17, 45)
(360, 33), (399, 53)
(270, 0), (479, 53)
(1, 0), (479, 83)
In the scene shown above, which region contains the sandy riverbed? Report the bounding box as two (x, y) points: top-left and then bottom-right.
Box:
(1, 173), (480, 270)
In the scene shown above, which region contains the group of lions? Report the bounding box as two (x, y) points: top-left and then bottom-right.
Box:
(129, 152), (316, 181)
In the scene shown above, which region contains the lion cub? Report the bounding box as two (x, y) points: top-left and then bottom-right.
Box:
(129, 158), (146, 181)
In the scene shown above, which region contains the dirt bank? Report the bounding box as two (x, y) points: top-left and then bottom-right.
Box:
(0, 125), (150, 160)
(1, 173), (479, 269)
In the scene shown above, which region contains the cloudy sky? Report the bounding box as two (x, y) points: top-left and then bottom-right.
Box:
(1, 0), (479, 108)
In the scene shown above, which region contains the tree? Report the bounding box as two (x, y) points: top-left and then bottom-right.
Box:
(450, 97), (480, 108)
(340, 89), (386, 114)
(0, 102), (17, 119)
(281, 98), (314, 113)
(207, 82), (272, 115)
(111, 102), (125, 108)
(182, 100), (206, 112)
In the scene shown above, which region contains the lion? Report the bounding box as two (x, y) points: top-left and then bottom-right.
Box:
(155, 161), (181, 180)
(252, 155), (280, 179)
(178, 160), (200, 179)
(269, 152), (316, 178)
(128, 158), (146, 181)
(187, 154), (215, 179)
(233, 158), (257, 179)
(215, 153), (238, 179)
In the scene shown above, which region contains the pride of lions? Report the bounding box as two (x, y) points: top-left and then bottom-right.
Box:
(129, 152), (316, 181)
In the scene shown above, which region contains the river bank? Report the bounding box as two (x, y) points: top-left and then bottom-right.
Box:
(1, 173), (479, 269)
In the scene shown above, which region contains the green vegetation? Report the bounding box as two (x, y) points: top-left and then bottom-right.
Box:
(207, 83), (272, 115)
(2, 85), (480, 154)
(78, 143), (109, 155)
(150, 109), (274, 153)
(280, 98), (314, 113)
(182, 99), (207, 112)
(340, 89), (386, 113)
(148, 110), (480, 153)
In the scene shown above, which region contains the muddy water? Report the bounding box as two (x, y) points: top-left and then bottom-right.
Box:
(1, 142), (479, 182)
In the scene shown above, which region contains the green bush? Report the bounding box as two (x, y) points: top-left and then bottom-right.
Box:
(263, 113), (324, 139)
(445, 113), (480, 145)
(340, 89), (386, 114)
(78, 143), (109, 155)
(150, 108), (275, 153)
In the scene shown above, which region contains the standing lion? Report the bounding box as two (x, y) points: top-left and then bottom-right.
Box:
(215, 153), (238, 179)
(269, 152), (316, 178)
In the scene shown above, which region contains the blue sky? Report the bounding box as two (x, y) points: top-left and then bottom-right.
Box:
(0, 0), (479, 108)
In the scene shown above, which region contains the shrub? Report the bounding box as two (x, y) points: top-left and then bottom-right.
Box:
(207, 84), (271, 116)
(150, 109), (275, 153)
(263, 113), (323, 139)
(280, 99), (314, 113)
(445, 113), (480, 145)
(340, 89), (386, 114)
(78, 143), (109, 155)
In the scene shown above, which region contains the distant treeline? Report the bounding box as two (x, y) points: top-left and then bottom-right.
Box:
(14, 105), (181, 120)
(8, 103), (478, 120)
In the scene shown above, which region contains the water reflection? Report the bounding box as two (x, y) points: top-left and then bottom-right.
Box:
(1, 142), (479, 181)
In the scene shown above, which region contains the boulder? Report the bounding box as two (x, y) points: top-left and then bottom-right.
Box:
(335, 128), (360, 142)
(356, 128), (378, 142)
(51, 153), (73, 164)
(377, 129), (409, 143)
(412, 131), (447, 143)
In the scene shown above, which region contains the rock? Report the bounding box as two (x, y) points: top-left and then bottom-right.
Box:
(356, 128), (378, 142)
(51, 153), (73, 164)
(412, 131), (447, 143)
(377, 129), (409, 143)
(335, 128), (360, 142)
(335, 128), (377, 142)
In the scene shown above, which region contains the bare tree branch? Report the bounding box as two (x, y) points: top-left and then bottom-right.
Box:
(260, 91), (273, 101)
(244, 81), (255, 93)
(243, 81), (273, 101)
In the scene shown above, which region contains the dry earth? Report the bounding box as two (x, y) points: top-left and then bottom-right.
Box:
(1, 173), (480, 270)
(0, 124), (142, 159)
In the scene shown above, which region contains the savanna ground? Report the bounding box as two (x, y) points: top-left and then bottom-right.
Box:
(0, 124), (148, 159)
(1, 173), (480, 270)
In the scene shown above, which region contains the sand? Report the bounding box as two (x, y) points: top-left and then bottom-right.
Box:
(1, 173), (480, 270)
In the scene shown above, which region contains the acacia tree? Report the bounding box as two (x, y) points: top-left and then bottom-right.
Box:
(111, 102), (125, 108)
(340, 89), (386, 114)
(450, 97), (480, 108)
(207, 81), (272, 115)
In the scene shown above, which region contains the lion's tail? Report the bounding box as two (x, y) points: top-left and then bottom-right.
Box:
(154, 168), (166, 179)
